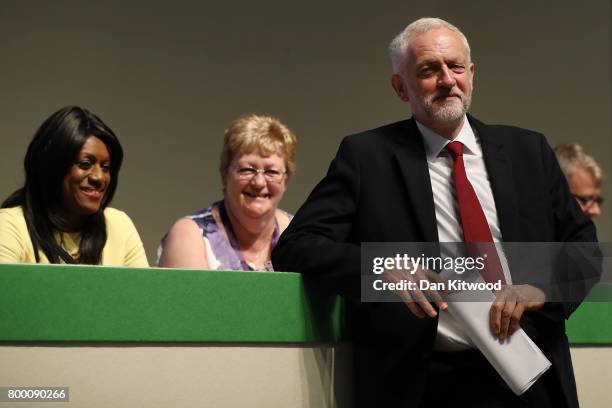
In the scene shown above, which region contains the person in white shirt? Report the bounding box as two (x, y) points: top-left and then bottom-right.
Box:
(273, 17), (597, 408)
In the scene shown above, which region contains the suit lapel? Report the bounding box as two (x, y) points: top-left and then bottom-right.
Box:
(392, 119), (439, 242)
(468, 115), (519, 242)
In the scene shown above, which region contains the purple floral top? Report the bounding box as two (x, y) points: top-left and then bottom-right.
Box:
(186, 201), (291, 271)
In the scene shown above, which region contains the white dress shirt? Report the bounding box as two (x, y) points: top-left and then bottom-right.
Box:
(416, 117), (512, 350)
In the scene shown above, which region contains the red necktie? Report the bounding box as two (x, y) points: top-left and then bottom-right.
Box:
(446, 141), (506, 284)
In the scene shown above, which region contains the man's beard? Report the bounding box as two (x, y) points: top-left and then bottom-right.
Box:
(423, 87), (472, 123)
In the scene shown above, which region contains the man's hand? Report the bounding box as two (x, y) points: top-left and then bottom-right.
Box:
(490, 284), (545, 340)
(382, 267), (448, 318)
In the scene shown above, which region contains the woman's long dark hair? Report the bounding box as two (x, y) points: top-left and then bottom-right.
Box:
(2, 106), (124, 264)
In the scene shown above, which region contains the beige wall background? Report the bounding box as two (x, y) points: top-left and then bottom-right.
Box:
(0, 0), (610, 264)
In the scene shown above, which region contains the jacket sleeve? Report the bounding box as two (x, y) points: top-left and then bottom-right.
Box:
(541, 133), (601, 319)
(272, 136), (362, 298)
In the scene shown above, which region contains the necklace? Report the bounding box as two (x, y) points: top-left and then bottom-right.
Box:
(242, 241), (271, 264)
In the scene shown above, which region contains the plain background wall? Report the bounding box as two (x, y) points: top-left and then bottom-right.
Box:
(0, 0), (610, 264)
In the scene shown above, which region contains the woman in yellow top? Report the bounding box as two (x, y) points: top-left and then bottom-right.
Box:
(0, 106), (148, 267)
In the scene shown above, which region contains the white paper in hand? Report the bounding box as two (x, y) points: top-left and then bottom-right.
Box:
(445, 291), (551, 395)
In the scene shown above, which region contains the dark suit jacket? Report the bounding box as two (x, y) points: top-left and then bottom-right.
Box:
(272, 115), (597, 407)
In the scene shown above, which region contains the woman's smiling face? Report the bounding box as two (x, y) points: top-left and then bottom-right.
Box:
(61, 136), (111, 223)
(223, 151), (288, 220)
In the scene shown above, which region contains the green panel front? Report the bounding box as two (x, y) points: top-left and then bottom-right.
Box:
(1, 264), (610, 344)
(0, 264), (341, 342)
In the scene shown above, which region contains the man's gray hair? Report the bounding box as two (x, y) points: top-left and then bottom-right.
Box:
(389, 17), (472, 74)
(554, 143), (604, 183)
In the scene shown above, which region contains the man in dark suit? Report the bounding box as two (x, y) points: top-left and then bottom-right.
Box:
(272, 17), (597, 407)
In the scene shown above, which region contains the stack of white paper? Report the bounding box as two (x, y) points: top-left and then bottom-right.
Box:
(445, 291), (551, 395)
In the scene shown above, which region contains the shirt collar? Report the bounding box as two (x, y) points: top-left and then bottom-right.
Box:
(416, 116), (479, 162)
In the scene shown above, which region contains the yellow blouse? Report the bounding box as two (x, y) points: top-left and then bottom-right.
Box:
(0, 206), (148, 267)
